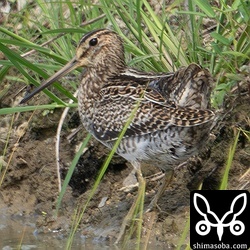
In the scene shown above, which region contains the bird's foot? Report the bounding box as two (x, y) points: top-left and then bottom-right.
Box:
(145, 170), (174, 213)
(119, 169), (139, 193)
(114, 196), (138, 245)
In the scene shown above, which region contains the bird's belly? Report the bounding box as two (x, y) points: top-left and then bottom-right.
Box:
(116, 135), (186, 169)
(113, 126), (208, 171)
(79, 110), (211, 171)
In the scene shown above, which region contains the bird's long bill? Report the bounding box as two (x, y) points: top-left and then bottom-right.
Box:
(20, 57), (79, 104)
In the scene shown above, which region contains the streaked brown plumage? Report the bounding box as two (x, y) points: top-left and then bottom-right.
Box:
(21, 29), (215, 242)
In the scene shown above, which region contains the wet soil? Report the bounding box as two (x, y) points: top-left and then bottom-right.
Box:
(0, 75), (249, 248)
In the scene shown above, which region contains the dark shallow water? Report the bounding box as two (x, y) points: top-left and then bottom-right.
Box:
(0, 215), (115, 250)
(0, 215), (167, 250)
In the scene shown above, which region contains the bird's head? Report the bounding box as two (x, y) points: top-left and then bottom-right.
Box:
(20, 29), (125, 103)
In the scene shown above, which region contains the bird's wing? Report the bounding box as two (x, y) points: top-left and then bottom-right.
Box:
(149, 64), (214, 109)
(91, 81), (214, 141)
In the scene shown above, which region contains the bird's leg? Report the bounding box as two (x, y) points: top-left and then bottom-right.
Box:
(115, 161), (146, 245)
(145, 169), (174, 213)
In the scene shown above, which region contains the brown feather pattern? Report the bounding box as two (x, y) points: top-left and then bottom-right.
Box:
(74, 29), (215, 169)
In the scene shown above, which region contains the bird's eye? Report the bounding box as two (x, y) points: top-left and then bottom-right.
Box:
(89, 38), (98, 46)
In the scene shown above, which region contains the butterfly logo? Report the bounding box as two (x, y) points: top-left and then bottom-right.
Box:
(193, 193), (247, 241)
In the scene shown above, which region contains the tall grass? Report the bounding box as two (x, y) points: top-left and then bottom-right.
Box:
(0, 0), (249, 248)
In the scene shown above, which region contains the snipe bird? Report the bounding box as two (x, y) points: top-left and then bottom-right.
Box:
(21, 29), (214, 243)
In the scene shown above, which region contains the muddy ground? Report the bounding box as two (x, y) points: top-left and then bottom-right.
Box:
(0, 68), (249, 248)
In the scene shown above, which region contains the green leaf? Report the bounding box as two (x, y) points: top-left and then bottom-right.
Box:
(210, 32), (231, 45)
(177, 10), (207, 17)
(194, 0), (216, 18)
(222, 50), (250, 59)
(0, 104), (77, 116)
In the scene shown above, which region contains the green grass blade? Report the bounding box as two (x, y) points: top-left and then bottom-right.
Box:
(176, 216), (190, 250)
(220, 130), (240, 190)
(66, 86), (147, 246)
(194, 0), (216, 18)
(0, 103), (77, 116)
(0, 42), (77, 103)
(55, 133), (92, 214)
